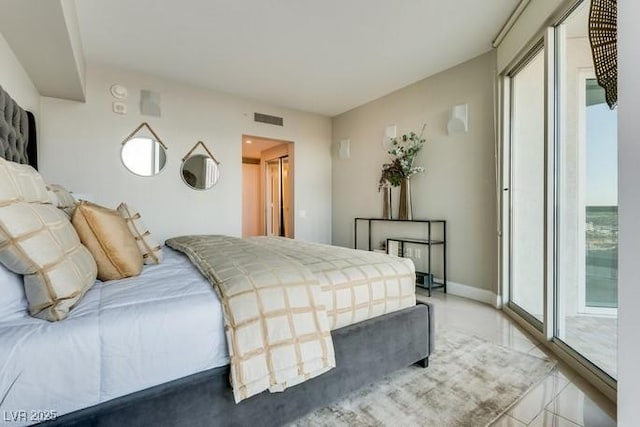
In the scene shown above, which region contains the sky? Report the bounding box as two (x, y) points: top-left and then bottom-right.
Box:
(586, 102), (618, 206)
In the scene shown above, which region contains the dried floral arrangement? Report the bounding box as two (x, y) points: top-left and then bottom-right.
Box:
(378, 124), (426, 190)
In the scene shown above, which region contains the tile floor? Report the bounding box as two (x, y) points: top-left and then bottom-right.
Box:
(416, 290), (617, 427)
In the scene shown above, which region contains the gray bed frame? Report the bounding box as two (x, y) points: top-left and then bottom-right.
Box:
(0, 84), (434, 427)
(43, 304), (433, 427)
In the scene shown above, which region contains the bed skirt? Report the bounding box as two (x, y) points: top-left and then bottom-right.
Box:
(40, 303), (433, 427)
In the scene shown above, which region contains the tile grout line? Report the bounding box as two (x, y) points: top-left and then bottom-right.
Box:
(528, 409), (584, 427)
(547, 378), (571, 408)
(499, 370), (560, 425)
(554, 411), (585, 426)
(540, 379), (573, 424)
(509, 372), (571, 425)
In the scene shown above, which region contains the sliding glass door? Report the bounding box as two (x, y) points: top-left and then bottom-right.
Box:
(503, 0), (618, 386)
(508, 47), (546, 328)
(555, 0), (618, 379)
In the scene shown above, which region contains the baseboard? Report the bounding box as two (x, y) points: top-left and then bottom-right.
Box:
(440, 280), (502, 309)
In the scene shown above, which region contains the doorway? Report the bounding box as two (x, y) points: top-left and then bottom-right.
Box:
(242, 135), (294, 238)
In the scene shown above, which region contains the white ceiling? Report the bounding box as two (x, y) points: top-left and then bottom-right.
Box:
(75, 0), (519, 116)
(242, 135), (285, 159)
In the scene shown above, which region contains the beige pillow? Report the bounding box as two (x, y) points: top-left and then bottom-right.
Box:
(72, 201), (143, 281)
(117, 203), (163, 265)
(47, 184), (77, 218)
(0, 158), (97, 321)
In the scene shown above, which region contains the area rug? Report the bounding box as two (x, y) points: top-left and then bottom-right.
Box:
(291, 331), (555, 427)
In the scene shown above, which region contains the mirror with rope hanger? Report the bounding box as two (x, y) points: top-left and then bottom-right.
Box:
(120, 122), (168, 177)
(181, 141), (220, 190)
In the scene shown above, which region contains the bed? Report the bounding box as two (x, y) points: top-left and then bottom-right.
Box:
(0, 84), (433, 427)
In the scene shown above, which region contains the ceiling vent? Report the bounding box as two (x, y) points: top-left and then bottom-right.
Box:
(254, 112), (284, 126)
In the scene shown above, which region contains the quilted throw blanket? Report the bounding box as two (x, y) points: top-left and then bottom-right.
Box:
(165, 235), (335, 403)
(247, 237), (416, 330)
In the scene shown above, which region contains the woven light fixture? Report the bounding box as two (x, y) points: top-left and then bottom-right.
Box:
(588, 0), (617, 109)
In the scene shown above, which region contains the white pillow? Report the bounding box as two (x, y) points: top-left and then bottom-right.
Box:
(0, 262), (27, 319)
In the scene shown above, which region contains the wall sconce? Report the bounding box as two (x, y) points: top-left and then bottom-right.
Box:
(447, 104), (468, 135)
(382, 125), (396, 150)
(339, 139), (351, 159)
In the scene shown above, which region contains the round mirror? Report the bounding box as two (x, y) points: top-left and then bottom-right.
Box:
(181, 154), (220, 190)
(121, 137), (167, 177)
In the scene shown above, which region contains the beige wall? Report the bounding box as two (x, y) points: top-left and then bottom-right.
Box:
(331, 51), (498, 294)
(0, 31), (40, 121)
(39, 63), (332, 243)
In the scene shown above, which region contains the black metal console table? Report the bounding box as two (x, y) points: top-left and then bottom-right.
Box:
(354, 218), (447, 296)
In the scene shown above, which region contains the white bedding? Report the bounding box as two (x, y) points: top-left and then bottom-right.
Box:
(0, 248), (228, 426)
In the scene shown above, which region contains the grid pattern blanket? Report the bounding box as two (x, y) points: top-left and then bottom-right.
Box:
(248, 237), (416, 329)
(165, 235), (335, 402)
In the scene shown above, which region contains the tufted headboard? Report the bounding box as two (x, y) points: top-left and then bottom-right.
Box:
(0, 85), (37, 168)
